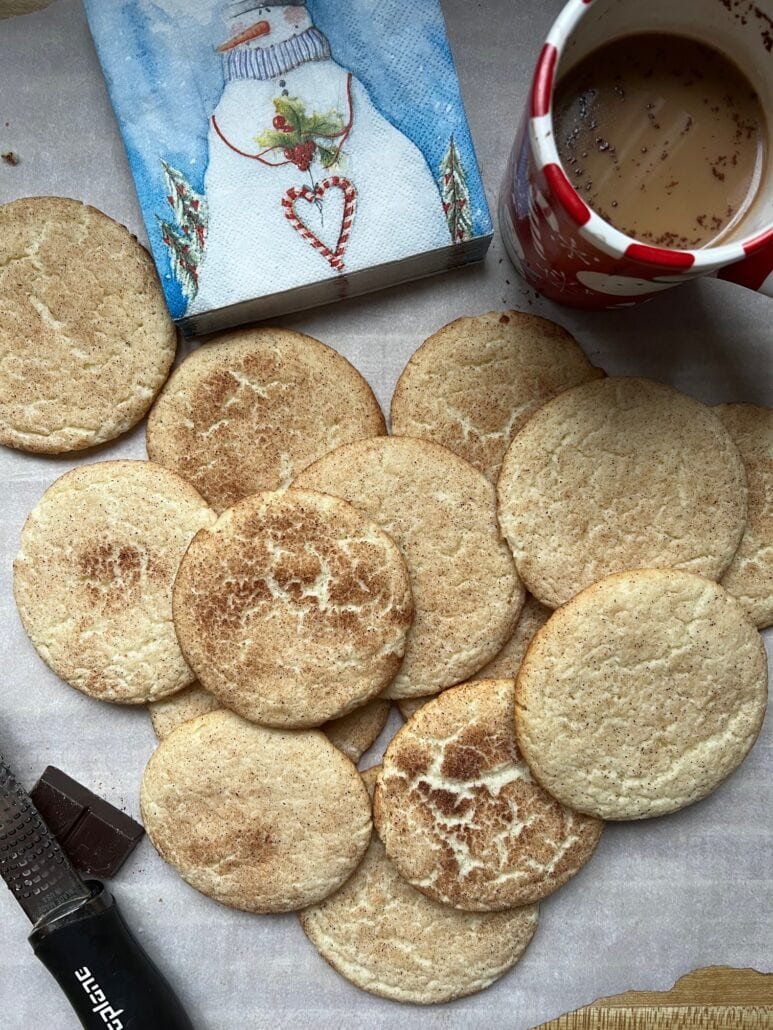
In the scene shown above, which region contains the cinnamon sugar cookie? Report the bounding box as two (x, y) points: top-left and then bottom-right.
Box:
(300, 767), (539, 1004)
(391, 311), (601, 481)
(149, 683), (222, 739)
(14, 460), (215, 704)
(498, 377), (748, 608)
(324, 701), (391, 763)
(295, 437), (524, 699)
(147, 328), (385, 512)
(516, 570), (768, 820)
(173, 489), (413, 727)
(0, 197), (175, 453)
(141, 710), (372, 912)
(375, 679), (603, 910)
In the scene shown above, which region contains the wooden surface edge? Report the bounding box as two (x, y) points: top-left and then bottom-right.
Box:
(534, 967), (773, 1029)
(535, 1006), (771, 1029)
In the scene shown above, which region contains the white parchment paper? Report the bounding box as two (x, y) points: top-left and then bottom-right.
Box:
(0, 2), (770, 1027)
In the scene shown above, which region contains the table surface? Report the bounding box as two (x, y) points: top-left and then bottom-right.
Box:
(0, 2), (771, 1028)
(539, 966), (773, 1027)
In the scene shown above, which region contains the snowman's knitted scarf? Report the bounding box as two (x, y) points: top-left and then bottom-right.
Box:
(223, 26), (331, 81)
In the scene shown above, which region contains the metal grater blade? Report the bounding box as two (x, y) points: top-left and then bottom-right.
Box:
(0, 755), (91, 926)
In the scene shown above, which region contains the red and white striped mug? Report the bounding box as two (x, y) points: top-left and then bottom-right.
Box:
(500, 0), (773, 308)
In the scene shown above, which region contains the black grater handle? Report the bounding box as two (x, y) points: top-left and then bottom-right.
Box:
(29, 883), (194, 1030)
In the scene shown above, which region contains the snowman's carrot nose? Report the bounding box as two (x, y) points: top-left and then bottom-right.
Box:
(217, 19), (271, 52)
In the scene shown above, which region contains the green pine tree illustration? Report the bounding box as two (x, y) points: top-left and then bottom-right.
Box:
(158, 162), (208, 301)
(439, 136), (473, 243)
(156, 216), (198, 303)
(162, 160), (208, 259)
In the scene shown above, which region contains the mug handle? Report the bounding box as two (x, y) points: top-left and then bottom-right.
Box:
(716, 237), (773, 298)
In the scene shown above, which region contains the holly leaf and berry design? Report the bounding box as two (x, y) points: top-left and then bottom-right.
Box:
(256, 96), (348, 173)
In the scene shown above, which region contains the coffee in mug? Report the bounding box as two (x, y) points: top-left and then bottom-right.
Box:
(553, 33), (767, 250)
(499, 0), (773, 309)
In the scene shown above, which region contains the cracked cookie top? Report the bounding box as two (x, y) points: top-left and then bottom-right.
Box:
(300, 766), (539, 1004)
(141, 710), (372, 913)
(295, 436), (525, 700)
(147, 327), (385, 513)
(391, 310), (602, 482)
(173, 488), (413, 727)
(14, 459), (215, 703)
(516, 569), (768, 820)
(497, 376), (748, 609)
(374, 679), (603, 911)
(0, 196), (176, 453)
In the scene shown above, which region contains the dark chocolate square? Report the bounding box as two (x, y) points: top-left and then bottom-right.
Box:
(30, 777), (83, 839)
(63, 808), (145, 879)
(31, 766), (144, 880)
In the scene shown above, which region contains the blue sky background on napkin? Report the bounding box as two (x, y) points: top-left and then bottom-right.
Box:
(84, 0), (491, 318)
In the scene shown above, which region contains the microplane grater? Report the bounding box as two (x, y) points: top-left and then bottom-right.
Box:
(0, 755), (91, 926)
(0, 752), (192, 1029)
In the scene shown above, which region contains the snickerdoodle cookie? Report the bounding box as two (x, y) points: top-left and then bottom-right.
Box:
(516, 570), (768, 820)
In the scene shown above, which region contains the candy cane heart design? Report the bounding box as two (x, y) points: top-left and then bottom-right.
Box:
(281, 176), (357, 273)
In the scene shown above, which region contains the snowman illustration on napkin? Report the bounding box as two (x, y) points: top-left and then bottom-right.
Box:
(184, 0), (450, 314)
